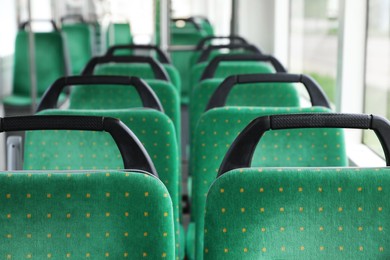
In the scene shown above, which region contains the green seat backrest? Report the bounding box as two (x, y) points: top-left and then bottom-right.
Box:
(189, 79), (300, 145)
(62, 23), (93, 75)
(6, 31), (67, 105)
(106, 23), (132, 47)
(190, 49), (256, 69)
(191, 107), (348, 259)
(0, 170), (175, 259)
(191, 61), (276, 90)
(90, 68), (181, 143)
(24, 109), (181, 258)
(204, 167), (389, 259)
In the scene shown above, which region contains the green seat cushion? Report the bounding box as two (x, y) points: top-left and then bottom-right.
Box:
(190, 106), (348, 259)
(0, 170), (175, 259)
(25, 109), (181, 258)
(11, 31), (67, 103)
(62, 23), (93, 75)
(204, 167), (390, 259)
(189, 79), (301, 145)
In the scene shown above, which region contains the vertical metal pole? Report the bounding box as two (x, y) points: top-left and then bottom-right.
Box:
(159, 0), (171, 56)
(230, 0), (238, 35)
(27, 0), (37, 112)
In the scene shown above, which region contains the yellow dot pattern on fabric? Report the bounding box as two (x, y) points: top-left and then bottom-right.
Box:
(202, 167), (389, 259)
(0, 171), (175, 259)
(28, 110), (181, 258)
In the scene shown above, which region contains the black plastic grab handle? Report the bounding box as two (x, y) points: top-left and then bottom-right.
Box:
(81, 56), (170, 81)
(172, 17), (201, 30)
(206, 74), (331, 110)
(196, 36), (248, 50)
(60, 14), (85, 23)
(0, 115), (158, 176)
(37, 76), (163, 113)
(197, 44), (262, 63)
(19, 20), (59, 31)
(219, 113), (390, 176)
(201, 54), (287, 81)
(105, 44), (171, 64)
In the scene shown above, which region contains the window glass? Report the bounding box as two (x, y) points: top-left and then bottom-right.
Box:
(363, 0), (390, 157)
(289, 0), (340, 104)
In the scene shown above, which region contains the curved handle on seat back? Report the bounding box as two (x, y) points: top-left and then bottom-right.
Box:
(0, 115), (158, 176)
(201, 54), (287, 81)
(206, 74), (331, 110)
(105, 44), (171, 64)
(60, 14), (85, 24)
(218, 113), (390, 176)
(196, 36), (248, 50)
(197, 44), (262, 63)
(37, 76), (163, 112)
(172, 17), (202, 30)
(19, 20), (59, 31)
(81, 56), (169, 81)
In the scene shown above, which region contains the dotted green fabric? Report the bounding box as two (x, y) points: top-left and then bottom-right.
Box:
(4, 31), (67, 106)
(204, 167), (390, 259)
(69, 79), (181, 146)
(94, 62), (180, 92)
(62, 24), (93, 75)
(0, 170), (175, 259)
(24, 109), (181, 258)
(190, 106), (348, 259)
(106, 23), (132, 47)
(189, 61), (276, 95)
(189, 80), (300, 145)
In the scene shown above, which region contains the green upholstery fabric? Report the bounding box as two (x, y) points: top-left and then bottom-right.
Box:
(190, 49), (256, 69)
(171, 30), (207, 104)
(204, 167), (390, 259)
(91, 68), (181, 144)
(4, 31), (68, 106)
(164, 64), (181, 93)
(190, 107), (348, 260)
(190, 61), (276, 92)
(189, 80), (301, 145)
(106, 23), (132, 47)
(0, 170), (175, 259)
(62, 23), (93, 75)
(24, 109), (181, 259)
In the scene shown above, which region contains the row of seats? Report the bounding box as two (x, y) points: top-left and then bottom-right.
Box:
(1, 16), (389, 259)
(4, 18), (133, 111)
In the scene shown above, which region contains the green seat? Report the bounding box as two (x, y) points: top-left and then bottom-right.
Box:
(190, 54), (286, 96)
(62, 23), (93, 75)
(3, 31), (68, 108)
(36, 76), (183, 259)
(204, 168), (389, 259)
(0, 170), (175, 259)
(189, 107), (348, 260)
(104, 44), (181, 92)
(189, 79), (299, 147)
(81, 57), (181, 146)
(203, 113), (390, 259)
(106, 23), (132, 47)
(189, 36), (249, 68)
